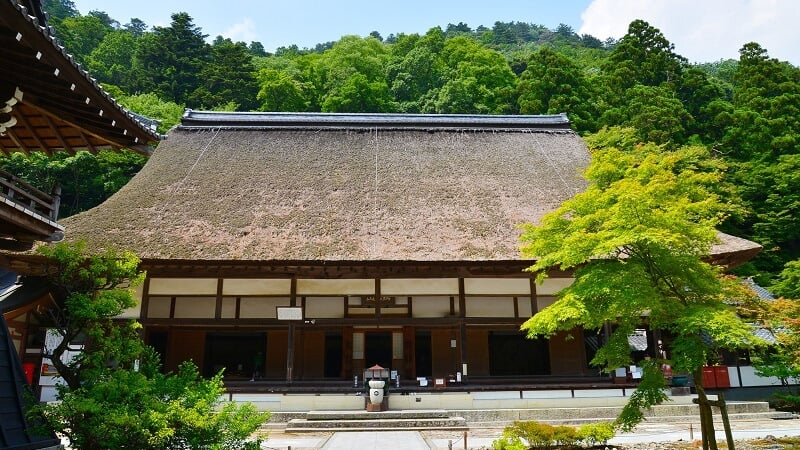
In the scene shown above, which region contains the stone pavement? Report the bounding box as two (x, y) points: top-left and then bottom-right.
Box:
(259, 418), (800, 449)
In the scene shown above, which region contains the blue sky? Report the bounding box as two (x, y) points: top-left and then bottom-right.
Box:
(72, 0), (799, 65)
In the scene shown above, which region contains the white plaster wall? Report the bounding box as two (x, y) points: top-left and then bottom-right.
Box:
(465, 297), (515, 317)
(297, 279), (374, 295)
(382, 278), (459, 295)
(537, 278), (574, 295)
(147, 296), (171, 318)
(173, 297), (216, 318)
(239, 297), (290, 319)
(149, 278), (218, 295)
(737, 365), (784, 387)
(411, 296), (452, 318)
(223, 278), (291, 296)
(305, 297), (345, 318)
(464, 278), (530, 295)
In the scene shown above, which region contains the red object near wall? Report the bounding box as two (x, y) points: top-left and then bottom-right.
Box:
(22, 362), (36, 385)
(701, 366), (717, 388)
(714, 366), (731, 388)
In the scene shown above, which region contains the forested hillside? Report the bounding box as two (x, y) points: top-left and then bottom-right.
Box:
(3, 0), (799, 290)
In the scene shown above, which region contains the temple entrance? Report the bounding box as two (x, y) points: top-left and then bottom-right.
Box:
(364, 331), (392, 370)
(489, 331), (549, 376)
(324, 331), (343, 378)
(204, 332), (266, 379)
(414, 330), (432, 377)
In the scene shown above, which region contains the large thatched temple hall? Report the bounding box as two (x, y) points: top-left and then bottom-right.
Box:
(3, 111), (764, 411)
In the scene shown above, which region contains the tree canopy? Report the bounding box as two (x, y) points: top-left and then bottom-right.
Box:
(520, 127), (765, 441)
(31, 242), (267, 450)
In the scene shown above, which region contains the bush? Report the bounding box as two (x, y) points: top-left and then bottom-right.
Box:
(492, 420), (617, 449)
(576, 422), (616, 446)
(33, 355), (269, 450)
(511, 420), (555, 448)
(552, 425), (578, 446)
(492, 435), (528, 450)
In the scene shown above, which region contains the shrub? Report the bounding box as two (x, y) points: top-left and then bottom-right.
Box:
(577, 421), (616, 446)
(552, 425), (578, 446)
(492, 435), (527, 450)
(510, 421), (555, 448)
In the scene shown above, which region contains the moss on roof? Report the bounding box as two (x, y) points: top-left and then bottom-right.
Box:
(61, 126), (591, 261)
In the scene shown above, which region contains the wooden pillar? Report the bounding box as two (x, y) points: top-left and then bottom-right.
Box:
(286, 277), (297, 383)
(458, 278), (467, 380)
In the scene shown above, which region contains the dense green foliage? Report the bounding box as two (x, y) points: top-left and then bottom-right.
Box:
(32, 242), (267, 450)
(4, 2), (800, 289)
(519, 128), (766, 434)
(492, 421), (615, 449)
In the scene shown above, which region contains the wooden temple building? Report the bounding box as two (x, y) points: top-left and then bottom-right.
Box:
(1, 110), (764, 411)
(0, 0), (160, 447)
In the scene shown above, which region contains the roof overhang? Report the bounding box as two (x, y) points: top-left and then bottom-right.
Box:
(0, 0), (161, 156)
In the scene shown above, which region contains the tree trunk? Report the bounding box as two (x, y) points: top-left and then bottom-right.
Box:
(693, 367), (718, 450)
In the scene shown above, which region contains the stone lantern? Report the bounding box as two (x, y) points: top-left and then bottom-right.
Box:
(364, 364), (389, 411)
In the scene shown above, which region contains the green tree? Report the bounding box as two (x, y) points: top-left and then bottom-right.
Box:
(719, 43), (800, 282)
(117, 92), (185, 134)
(317, 35), (394, 112)
(752, 295), (800, 411)
(123, 18), (148, 37)
(88, 30), (138, 91)
(602, 84), (693, 145)
(248, 41), (267, 57)
(517, 47), (596, 132)
(386, 29), (446, 112)
(519, 127), (762, 444)
(31, 242), (267, 450)
(57, 15), (114, 65)
(432, 36), (516, 114)
(256, 68), (310, 111)
(42, 0), (78, 27)
(36, 241), (145, 390)
(773, 259), (800, 299)
(603, 19), (686, 90)
(191, 38), (259, 110)
(133, 12), (211, 106)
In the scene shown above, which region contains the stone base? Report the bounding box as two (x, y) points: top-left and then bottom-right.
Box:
(366, 402), (386, 412)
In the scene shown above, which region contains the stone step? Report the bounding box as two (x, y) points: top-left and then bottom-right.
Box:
(266, 402), (792, 431)
(285, 416), (468, 432)
(305, 409), (451, 421)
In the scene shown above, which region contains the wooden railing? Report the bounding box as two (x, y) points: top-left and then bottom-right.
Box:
(0, 167), (60, 221)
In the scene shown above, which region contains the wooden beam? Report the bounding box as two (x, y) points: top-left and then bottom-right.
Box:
(79, 130), (96, 153)
(40, 113), (74, 154)
(3, 126), (29, 154)
(12, 108), (51, 155)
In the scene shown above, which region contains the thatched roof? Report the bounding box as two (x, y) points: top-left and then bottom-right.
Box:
(57, 111), (761, 266)
(60, 112), (590, 261)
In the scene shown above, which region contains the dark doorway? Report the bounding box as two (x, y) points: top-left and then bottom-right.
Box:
(204, 332), (266, 378)
(146, 330), (168, 372)
(489, 331), (549, 376)
(324, 331), (343, 378)
(414, 330), (432, 377)
(364, 332), (392, 370)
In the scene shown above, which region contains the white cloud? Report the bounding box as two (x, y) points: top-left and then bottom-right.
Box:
(221, 17), (258, 43)
(579, 0), (800, 65)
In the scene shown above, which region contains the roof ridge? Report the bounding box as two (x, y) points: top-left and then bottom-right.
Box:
(179, 110), (573, 131)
